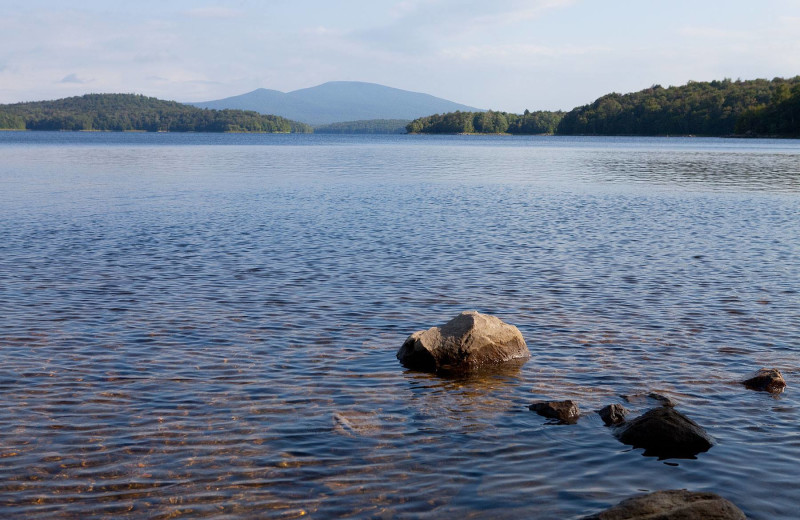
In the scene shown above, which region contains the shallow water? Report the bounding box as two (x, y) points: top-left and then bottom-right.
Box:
(0, 132), (798, 519)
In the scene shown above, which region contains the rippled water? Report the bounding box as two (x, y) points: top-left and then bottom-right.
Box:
(0, 132), (798, 519)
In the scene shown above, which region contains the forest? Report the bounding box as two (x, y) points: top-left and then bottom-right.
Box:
(407, 77), (800, 137)
(0, 94), (312, 133)
(406, 110), (564, 135)
(557, 77), (800, 136)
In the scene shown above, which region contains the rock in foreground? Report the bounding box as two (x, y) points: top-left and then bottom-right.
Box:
(397, 311), (529, 373)
(742, 367), (786, 393)
(599, 404), (629, 426)
(529, 400), (580, 424)
(615, 407), (713, 459)
(582, 489), (746, 519)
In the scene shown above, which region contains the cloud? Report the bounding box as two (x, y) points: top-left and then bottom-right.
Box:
(184, 7), (242, 19)
(440, 43), (608, 62)
(59, 73), (90, 84)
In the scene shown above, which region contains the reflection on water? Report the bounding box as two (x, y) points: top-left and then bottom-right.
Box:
(0, 133), (798, 519)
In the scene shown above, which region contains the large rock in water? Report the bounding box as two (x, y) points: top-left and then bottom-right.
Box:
(582, 490), (746, 519)
(615, 407), (713, 459)
(397, 311), (529, 373)
(742, 367), (786, 393)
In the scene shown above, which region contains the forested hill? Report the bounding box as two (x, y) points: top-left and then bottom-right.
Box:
(557, 77), (800, 136)
(406, 110), (564, 134)
(0, 94), (312, 132)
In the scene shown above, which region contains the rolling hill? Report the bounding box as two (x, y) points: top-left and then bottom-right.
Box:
(189, 81), (483, 125)
(0, 93), (312, 132)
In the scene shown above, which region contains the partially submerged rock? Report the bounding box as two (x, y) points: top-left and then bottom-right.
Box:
(615, 407), (713, 459)
(742, 367), (786, 393)
(582, 489), (746, 519)
(529, 400), (580, 424)
(621, 392), (675, 408)
(599, 404), (629, 426)
(397, 311), (529, 373)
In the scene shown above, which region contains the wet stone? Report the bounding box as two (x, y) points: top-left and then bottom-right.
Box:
(742, 367), (786, 393)
(529, 400), (580, 424)
(615, 407), (713, 459)
(397, 311), (530, 374)
(581, 489), (746, 519)
(598, 404), (629, 426)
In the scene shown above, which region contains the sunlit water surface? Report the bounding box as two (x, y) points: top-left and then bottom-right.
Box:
(0, 133), (798, 519)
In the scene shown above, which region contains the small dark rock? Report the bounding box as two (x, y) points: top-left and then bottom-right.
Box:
(615, 407), (713, 459)
(742, 367), (786, 393)
(599, 404), (629, 426)
(529, 400), (580, 424)
(581, 489), (746, 519)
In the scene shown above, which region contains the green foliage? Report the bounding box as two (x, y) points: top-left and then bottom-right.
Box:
(0, 93), (313, 133)
(557, 77), (800, 136)
(314, 119), (411, 134)
(406, 110), (564, 134)
(735, 83), (800, 136)
(0, 111), (25, 130)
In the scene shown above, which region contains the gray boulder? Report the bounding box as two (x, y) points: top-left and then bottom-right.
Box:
(615, 407), (713, 459)
(529, 400), (580, 424)
(599, 404), (630, 426)
(397, 311), (529, 373)
(742, 367), (786, 393)
(582, 489), (746, 519)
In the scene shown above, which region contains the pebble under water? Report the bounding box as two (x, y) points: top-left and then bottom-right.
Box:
(0, 133), (798, 519)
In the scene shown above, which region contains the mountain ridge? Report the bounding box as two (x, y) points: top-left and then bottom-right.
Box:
(189, 81), (483, 125)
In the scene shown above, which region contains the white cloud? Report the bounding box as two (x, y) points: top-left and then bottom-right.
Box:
(59, 73), (90, 84)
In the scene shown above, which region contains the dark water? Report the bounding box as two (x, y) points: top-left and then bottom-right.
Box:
(0, 132), (798, 519)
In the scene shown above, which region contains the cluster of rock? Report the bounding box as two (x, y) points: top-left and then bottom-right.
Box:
(397, 311), (788, 519)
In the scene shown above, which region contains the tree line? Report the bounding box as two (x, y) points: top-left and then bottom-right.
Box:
(407, 77), (800, 137)
(0, 94), (312, 133)
(406, 109), (564, 135)
(314, 119), (410, 134)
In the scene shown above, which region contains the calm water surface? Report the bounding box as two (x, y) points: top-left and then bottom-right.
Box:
(0, 132), (798, 519)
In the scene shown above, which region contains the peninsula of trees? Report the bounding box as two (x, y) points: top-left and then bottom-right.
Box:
(0, 94), (312, 132)
(406, 110), (563, 135)
(407, 77), (800, 137)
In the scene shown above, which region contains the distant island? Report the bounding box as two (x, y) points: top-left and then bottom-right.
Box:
(407, 77), (800, 137)
(0, 94), (312, 133)
(406, 110), (564, 135)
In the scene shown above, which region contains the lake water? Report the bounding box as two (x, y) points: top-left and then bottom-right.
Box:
(0, 132), (798, 519)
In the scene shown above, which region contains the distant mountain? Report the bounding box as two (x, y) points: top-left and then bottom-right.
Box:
(189, 81), (483, 125)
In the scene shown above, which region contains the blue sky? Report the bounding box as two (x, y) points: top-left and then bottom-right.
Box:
(2, 0), (800, 111)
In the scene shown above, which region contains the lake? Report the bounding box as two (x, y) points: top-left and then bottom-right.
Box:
(0, 132), (798, 519)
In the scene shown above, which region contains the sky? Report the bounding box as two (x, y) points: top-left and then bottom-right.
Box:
(2, 0), (800, 112)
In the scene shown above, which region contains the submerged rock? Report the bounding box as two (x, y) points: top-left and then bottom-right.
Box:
(621, 392), (675, 408)
(742, 367), (786, 393)
(397, 311), (529, 373)
(582, 489), (746, 519)
(615, 407), (713, 459)
(599, 404), (629, 426)
(529, 400), (580, 424)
